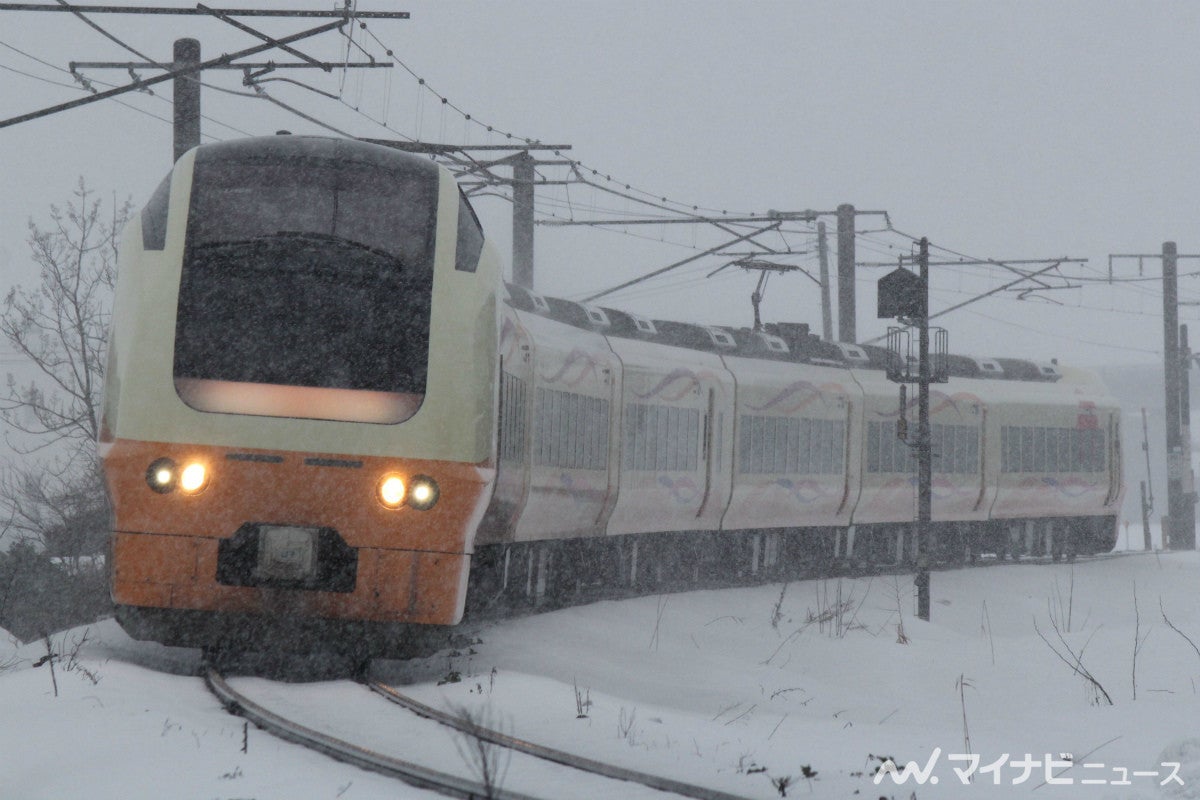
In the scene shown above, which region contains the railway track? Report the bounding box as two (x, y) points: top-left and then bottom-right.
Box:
(366, 679), (750, 800)
(201, 549), (1146, 799)
(205, 668), (754, 800)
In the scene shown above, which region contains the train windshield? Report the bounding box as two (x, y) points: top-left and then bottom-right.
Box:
(174, 143), (439, 424)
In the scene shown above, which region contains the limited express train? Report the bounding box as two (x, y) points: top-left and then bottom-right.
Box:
(99, 135), (1123, 653)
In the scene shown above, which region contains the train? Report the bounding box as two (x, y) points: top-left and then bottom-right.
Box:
(98, 135), (1123, 655)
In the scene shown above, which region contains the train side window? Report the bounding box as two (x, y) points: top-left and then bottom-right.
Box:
(141, 172), (172, 251)
(945, 425), (959, 473)
(829, 420), (845, 473)
(785, 418), (800, 473)
(686, 409), (700, 471)
(499, 373), (528, 463)
(1019, 427), (1034, 472)
(866, 421), (880, 473)
(455, 190), (484, 273)
(821, 419), (834, 473)
(1032, 427), (1046, 472)
(879, 420), (894, 472)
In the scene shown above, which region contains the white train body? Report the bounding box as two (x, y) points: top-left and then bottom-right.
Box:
(476, 287), (1123, 573)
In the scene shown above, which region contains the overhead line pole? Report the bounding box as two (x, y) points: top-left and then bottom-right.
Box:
(837, 204), (856, 343)
(916, 237), (932, 622)
(512, 151), (536, 288)
(1111, 248), (1200, 551)
(1162, 242), (1195, 550)
(818, 221), (833, 341)
(0, 18), (345, 129)
(173, 37), (200, 162)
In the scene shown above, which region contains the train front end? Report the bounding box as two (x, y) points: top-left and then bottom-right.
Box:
(99, 136), (499, 652)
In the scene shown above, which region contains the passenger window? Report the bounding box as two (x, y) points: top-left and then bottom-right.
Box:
(455, 190), (484, 273)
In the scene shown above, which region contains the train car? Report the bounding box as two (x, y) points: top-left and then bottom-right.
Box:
(983, 363), (1123, 557)
(468, 292), (1122, 610)
(100, 135), (504, 652)
(101, 134), (1123, 655)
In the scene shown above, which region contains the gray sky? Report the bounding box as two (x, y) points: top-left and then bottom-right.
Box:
(3, 1), (1200, 367)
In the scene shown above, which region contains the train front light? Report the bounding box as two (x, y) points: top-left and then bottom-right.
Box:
(179, 463), (208, 494)
(407, 475), (439, 510)
(378, 474), (406, 508)
(146, 458), (177, 493)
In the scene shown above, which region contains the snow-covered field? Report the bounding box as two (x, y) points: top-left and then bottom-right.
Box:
(4, 550), (1200, 799)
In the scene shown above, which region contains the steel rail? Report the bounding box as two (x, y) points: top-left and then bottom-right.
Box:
(204, 668), (544, 800)
(367, 681), (753, 800)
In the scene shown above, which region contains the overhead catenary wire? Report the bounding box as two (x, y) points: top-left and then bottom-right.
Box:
(354, 17), (756, 220)
(0, 38), (251, 136)
(5, 9), (1180, 366)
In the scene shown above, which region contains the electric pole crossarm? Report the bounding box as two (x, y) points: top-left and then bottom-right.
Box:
(926, 261), (1067, 322)
(0, 3), (409, 17)
(582, 222), (783, 303)
(859, 260), (1067, 346)
(199, 3), (326, 70)
(857, 258), (1086, 268)
(71, 60), (387, 70)
(539, 213), (818, 227)
(0, 18), (342, 129)
(459, 180), (574, 188)
(362, 140), (571, 153)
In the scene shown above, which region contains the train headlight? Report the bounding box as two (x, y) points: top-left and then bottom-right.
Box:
(179, 463), (208, 494)
(408, 475), (439, 510)
(146, 458), (177, 493)
(378, 474), (406, 508)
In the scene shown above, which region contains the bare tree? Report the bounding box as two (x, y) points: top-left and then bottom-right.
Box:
(0, 178), (130, 558)
(447, 701), (511, 799)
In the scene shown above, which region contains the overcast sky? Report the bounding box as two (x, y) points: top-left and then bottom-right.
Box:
(4, 1), (1200, 368)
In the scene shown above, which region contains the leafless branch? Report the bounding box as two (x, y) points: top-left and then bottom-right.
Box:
(1033, 615), (1113, 705)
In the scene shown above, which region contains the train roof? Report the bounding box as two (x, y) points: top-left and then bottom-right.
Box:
(502, 282), (1065, 384)
(192, 134), (441, 177)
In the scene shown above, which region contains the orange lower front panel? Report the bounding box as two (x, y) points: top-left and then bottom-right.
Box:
(104, 439), (492, 554)
(111, 531), (469, 625)
(104, 438), (493, 626)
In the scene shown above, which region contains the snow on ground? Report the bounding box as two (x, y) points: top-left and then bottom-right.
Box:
(4, 550), (1200, 799)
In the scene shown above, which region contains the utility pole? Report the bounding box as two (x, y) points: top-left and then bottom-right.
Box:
(1162, 242), (1197, 549)
(817, 221), (833, 341)
(1163, 241), (1180, 550)
(173, 38), (200, 162)
(511, 151), (536, 289)
(1181, 322), (1195, 546)
(878, 238), (947, 622)
(1142, 407), (1154, 551)
(837, 203), (856, 343)
(1111, 247), (1200, 550)
(915, 237), (932, 621)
